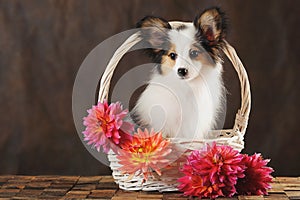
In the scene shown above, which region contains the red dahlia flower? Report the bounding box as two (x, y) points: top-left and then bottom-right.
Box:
(178, 144), (245, 198)
(236, 153), (273, 195)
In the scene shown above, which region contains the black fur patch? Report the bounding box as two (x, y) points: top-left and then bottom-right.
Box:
(176, 24), (187, 31)
(141, 48), (168, 75)
(196, 35), (224, 63)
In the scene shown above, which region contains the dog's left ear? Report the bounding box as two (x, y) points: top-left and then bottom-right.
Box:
(136, 16), (171, 51)
(194, 7), (226, 46)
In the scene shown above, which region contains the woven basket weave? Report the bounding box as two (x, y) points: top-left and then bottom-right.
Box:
(98, 22), (251, 192)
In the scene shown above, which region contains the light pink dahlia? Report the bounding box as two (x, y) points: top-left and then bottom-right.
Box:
(178, 143), (245, 198)
(83, 100), (134, 153)
(236, 153), (274, 195)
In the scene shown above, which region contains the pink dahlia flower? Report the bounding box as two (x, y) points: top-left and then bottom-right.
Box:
(83, 100), (134, 153)
(178, 143), (245, 198)
(236, 153), (274, 195)
(117, 128), (172, 181)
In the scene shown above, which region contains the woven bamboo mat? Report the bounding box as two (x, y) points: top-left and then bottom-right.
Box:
(0, 175), (299, 199)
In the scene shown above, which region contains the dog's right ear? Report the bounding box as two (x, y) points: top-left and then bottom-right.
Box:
(136, 16), (171, 51)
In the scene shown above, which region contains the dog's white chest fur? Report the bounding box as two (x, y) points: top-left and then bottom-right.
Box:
(133, 63), (224, 140)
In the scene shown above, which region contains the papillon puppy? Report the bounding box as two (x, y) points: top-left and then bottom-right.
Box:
(132, 7), (227, 140)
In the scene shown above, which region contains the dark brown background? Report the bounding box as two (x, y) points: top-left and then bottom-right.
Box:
(0, 0), (299, 176)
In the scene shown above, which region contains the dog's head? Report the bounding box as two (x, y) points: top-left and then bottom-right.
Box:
(137, 7), (226, 81)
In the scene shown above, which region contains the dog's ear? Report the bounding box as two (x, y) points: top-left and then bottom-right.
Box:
(194, 7), (226, 46)
(136, 16), (171, 50)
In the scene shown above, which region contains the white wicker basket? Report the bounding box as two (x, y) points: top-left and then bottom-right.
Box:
(97, 22), (251, 192)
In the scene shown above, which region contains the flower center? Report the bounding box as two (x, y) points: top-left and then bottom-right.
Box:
(212, 153), (223, 164)
(138, 147), (143, 153)
(133, 152), (152, 163)
(96, 114), (112, 133)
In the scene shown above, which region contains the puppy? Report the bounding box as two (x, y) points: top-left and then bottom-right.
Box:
(132, 8), (227, 140)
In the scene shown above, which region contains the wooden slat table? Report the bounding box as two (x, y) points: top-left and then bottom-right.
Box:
(0, 175), (299, 199)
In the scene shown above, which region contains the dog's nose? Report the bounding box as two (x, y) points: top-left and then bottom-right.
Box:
(177, 68), (188, 77)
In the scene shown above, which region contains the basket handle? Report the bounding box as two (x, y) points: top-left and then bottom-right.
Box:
(222, 40), (251, 136)
(97, 31), (251, 144)
(98, 32), (141, 103)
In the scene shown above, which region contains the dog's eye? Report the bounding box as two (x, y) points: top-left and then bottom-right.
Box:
(190, 50), (200, 58)
(169, 52), (177, 60)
